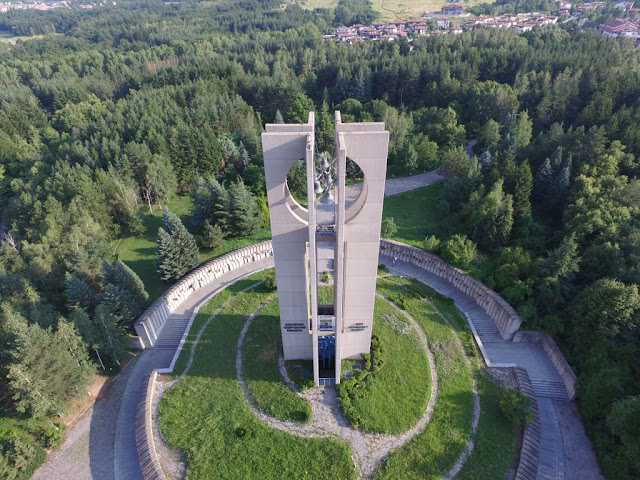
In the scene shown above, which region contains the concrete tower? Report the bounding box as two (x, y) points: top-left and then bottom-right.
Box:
(261, 112), (389, 385)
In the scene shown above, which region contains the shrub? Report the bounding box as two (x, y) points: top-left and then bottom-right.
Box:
(298, 378), (315, 392)
(441, 234), (477, 270)
(320, 271), (330, 283)
(423, 235), (441, 253)
(381, 217), (398, 238)
(38, 423), (65, 449)
(377, 264), (388, 274)
(336, 336), (385, 428)
(264, 269), (277, 290)
(500, 389), (532, 426)
(4, 438), (36, 472)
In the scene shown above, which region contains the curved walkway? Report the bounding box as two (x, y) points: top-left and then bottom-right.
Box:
(382, 255), (603, 480)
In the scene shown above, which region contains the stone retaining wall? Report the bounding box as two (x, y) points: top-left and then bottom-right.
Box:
(134, 241), (274, 348)
(136, 372), (165, 480)
(513, 331), (577, 400)
(514, 367), (541, 480)
(380, 239), (522, 340)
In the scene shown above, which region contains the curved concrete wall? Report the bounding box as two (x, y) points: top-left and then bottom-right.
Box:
(380, 239), (522, 340)
(136, 372), (165, 480)
(134, 241), (274, 348)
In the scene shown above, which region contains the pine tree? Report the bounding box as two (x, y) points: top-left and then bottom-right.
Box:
(513, 161), (533, 221)
(334, 68), (349, 103)
(227, 179), (262, 237)
(102, 260), (148, 311)
(93, 304), (129, 369)
(202, 221), (224, 250)
(64, 273), (97, 311)
(156, 208), (200, 281)
(478, 151), (493, 177)
(533, 157), (553, 205)
(274, 109), (284, 124)
(317, 101), (334, 151)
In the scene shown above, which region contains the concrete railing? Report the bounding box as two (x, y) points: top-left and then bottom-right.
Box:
(134, 241), (274, 348)
(379, 239), (522, 340)
(513, 331), (577, 400)
(136, 372), (165, 480)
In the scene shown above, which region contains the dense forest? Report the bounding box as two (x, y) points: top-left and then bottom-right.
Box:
(0, 0), (639, 477)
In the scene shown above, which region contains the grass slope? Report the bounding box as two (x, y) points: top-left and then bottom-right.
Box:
(345, 297), (431, 434)
(375, 276), (517, 479)
(374, 276), (474, 479)
(158, 272), (355, 480)
(112, 196), (270, 302)
(382, 183), (450, 248)
(243, 298), (312, 423)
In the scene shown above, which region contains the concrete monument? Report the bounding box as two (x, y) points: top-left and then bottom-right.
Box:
(261, 111), (389, 385)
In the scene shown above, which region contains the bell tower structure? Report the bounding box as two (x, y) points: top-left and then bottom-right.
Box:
(261, 111), (389, 385)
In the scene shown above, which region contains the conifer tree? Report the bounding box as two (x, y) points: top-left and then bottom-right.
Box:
(512, 161), (533, 221)
(227, 179), (262, 237)
(156, 208), (200, 281)
(533, 157), (553, 205)
(64, 273), (97, 311)
(201, 221), (224, 250)
(102, 260), (148, 310)
(274, 109), (284, 124)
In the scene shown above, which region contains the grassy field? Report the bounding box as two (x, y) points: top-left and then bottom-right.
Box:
(345, 297), (431, 434)
(243, 298), (312, 422)
(375, 276), (517, 479)
(293, 0), (494, 22)
(170, 274), (269, 377)
(158, 272), (355, 480)
(382, 183), (451, 248)
(112, 196), (270, 303)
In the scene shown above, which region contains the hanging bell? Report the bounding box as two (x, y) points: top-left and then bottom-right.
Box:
(314, 179), (323, 194)
(321, 155), (330, 170)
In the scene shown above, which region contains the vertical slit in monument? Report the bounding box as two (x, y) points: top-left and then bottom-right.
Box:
(314, 148), (338, 380)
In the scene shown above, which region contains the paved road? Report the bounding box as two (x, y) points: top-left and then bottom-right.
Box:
(381, 255), (603, 480)
(383, 170), (446, 196)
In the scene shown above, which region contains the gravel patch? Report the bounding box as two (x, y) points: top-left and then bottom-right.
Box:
(554, 400), (605, 480)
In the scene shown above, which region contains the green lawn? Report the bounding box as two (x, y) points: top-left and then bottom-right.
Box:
(382, 183), (450, 248)
(112, 196), (270, 303)
(344, 297), (431, 434)
(171, 274), (269, 377)
(375, 276), (517, 479)
(243, 298), (312, 423)
(158, 272), (355, 480)
(374, 276), (474, 479)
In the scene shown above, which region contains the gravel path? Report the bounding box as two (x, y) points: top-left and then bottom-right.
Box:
(554, 400), (605, 480)
(235, 295), (439, 480)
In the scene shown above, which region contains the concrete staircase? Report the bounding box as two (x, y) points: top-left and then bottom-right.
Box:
(530, 378), (570, 401)
(154, 317), (190, 350)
